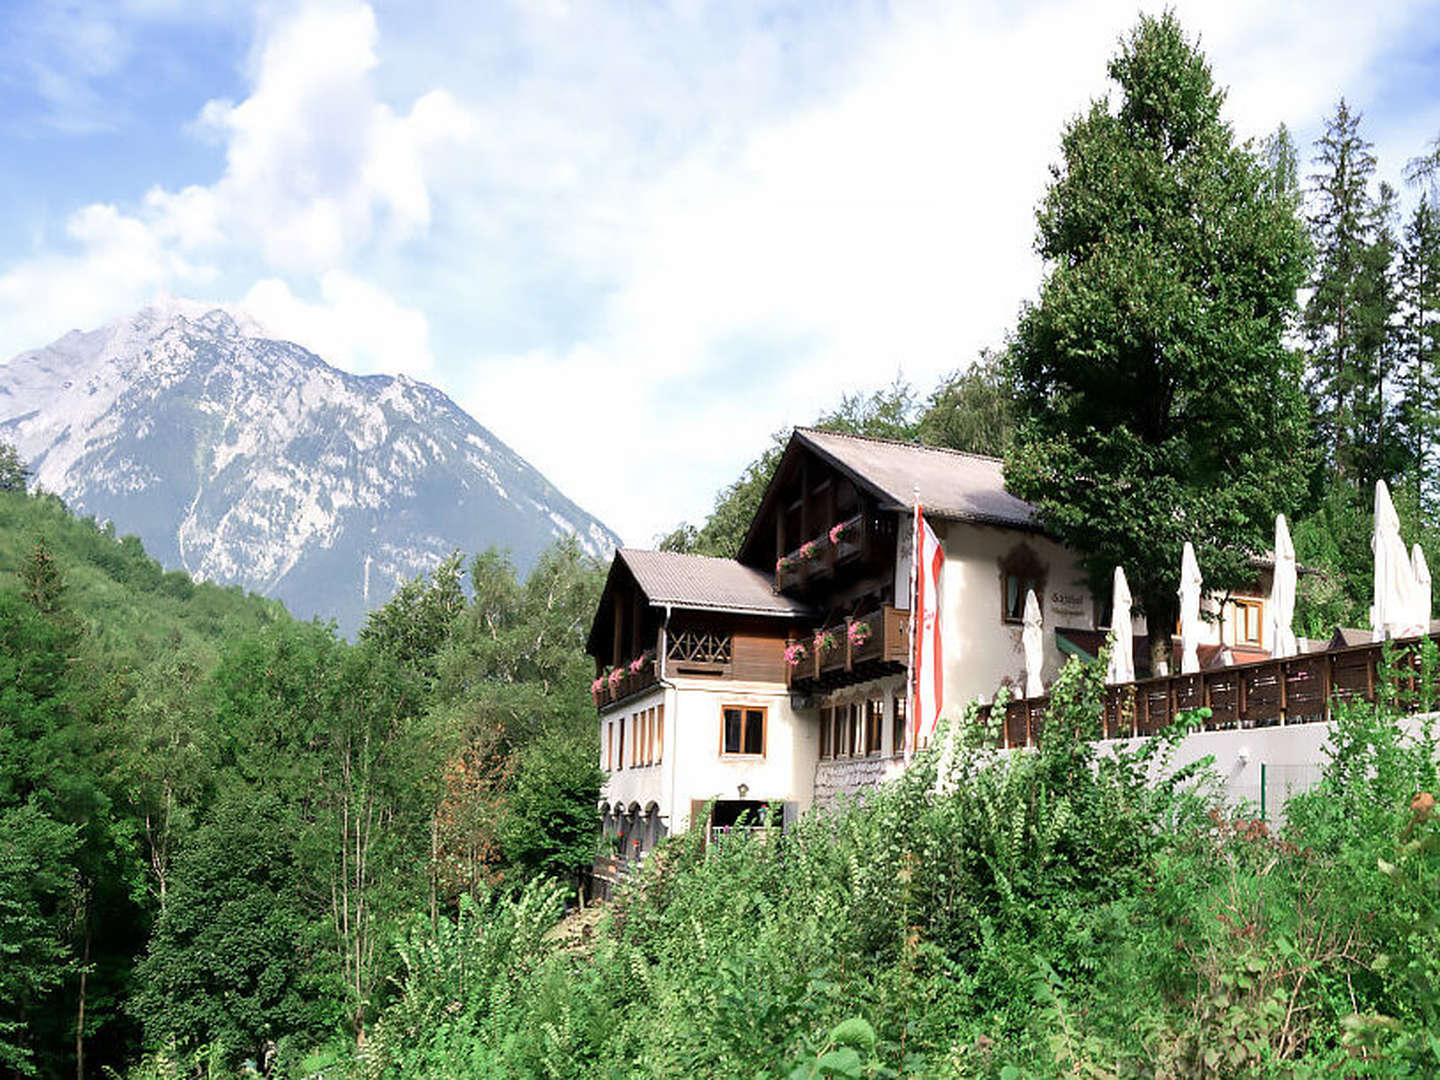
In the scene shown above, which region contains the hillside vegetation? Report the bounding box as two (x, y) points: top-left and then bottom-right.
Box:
(0, 487), (605, 1078)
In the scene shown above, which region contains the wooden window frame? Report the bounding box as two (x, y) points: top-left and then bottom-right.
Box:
(999, 544), (1048, 625)
(1233, 597), (1263, 647)
(606, 720), (613, 771)
(891, 694), (907, 758)
(719, 704), (767, 758)
(618, 716), (625, 769)
(819, 706), (832, 759)
(656, 703), (665, 765)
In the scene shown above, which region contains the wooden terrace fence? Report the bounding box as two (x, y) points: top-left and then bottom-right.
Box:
(989, 633), (1440, 749)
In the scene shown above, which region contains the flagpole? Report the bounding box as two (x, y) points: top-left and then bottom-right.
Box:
(905, 487), (919, 766)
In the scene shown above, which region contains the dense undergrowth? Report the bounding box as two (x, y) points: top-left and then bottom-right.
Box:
(326, 653), (1439, 1079)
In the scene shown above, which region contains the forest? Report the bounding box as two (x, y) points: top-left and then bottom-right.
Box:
(1, 9), (1439, 1079)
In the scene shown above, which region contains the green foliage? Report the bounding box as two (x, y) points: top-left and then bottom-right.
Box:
(1005, 12), (1312, 654)
(130, 790), (339, 1069)
(501, 731), (604, 883)
(918, 350), (1016, 457)
(0, 439), (28, 495)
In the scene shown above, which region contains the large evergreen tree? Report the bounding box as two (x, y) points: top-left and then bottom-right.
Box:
(1397, 195), (1440, 513)
(1304, 100), (1385, 483)
(1005, 12), (1312, 665)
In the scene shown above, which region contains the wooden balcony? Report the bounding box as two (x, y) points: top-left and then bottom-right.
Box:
(786, 605), (910, 691)
(982, 633), (1439, 749)
(593, 654), (660, 709)
(773, 513), (877, 592)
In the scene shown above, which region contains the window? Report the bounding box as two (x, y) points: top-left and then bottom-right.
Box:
(721, 705), (766, 756)
(1233, 598), (1263, 647)
(656, 704), (665, 764)
(618, 716), (625, 769)
(865, 698), (884, 755)
(999, 544), (1048, 624)
(892, 694), (907, 757)
(831, 707), (845, 758)
(819, 706), (832, 759)
(606, 721), (613, 771)
(842, 704), (857, 757)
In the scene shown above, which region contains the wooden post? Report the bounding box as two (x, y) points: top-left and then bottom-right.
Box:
(1238, 669), (1248, 728)
(1323, 653), (1333, 724)
(1278, 660), (1287, 726)
(845, 617), (853, 671)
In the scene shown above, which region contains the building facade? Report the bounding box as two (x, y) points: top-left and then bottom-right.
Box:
(589, 428), (1276, 856)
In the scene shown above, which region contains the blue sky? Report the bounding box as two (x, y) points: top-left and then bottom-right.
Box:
(3, 0), (1439, 547)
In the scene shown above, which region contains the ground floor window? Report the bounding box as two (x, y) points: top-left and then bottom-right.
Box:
(721, 705), (766, 756)
(892, 694), (907, 757)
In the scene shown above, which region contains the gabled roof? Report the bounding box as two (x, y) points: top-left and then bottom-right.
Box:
(793, 428), (1037, 528)
(617, 549), (816, 617)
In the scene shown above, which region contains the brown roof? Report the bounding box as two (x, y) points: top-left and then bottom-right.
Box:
(795, 428), (1038, 529)
(617, 549), (816, 617)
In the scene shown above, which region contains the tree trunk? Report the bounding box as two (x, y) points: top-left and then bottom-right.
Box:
(74, 909), (89, 1080)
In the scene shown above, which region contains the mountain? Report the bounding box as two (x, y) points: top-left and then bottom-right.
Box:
(0, 299), (619, 635)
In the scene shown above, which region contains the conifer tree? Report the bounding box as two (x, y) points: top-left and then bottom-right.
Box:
(1304, 99), (1379, 481)
(1397, 195), (1440, 511)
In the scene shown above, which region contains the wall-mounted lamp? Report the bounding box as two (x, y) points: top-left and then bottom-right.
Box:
(737, 783), (749, 799)
(1237, 746), (1251, 766)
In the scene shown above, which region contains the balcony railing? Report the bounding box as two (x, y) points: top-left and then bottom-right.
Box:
(786, 605), (910, 690)
(667, 630), (733, 676)
(593, 654), (660, 709)
(981, 632), (1440, 749)
(774, 514), (870, 591)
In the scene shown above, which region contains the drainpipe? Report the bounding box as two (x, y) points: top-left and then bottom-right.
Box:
(663, 604), (679, 835)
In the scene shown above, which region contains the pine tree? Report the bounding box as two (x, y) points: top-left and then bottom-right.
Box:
(1397, 195), (1440, 512)
(19, 539), (66, 621)
(1348, 181), (1403, 489)
(0, 440), (27, 494)
(1305, 99), (1379, 481)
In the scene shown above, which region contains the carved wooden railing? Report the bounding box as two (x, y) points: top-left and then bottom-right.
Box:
(667, 630), (733, 675)
(786, 605), (910, 689)
(774, 513), (872, 591)
(592, 654), (660, 708)
(983, 633), (1440, 749)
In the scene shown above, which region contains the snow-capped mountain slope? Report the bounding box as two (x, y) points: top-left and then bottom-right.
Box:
(0, 300), (619, 635)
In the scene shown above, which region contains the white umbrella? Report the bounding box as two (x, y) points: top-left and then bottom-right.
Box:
(1105, 566), (1135, 685)
(1022, 588), (1044, 698)
(1269, 514), (1299, 659)
(1412, 543), (1431, 634)
(1178, 542), (1202, 674)
(1372, 480), (1417, 640)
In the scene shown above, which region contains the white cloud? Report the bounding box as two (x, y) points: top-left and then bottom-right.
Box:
(243, 272), (434, 374)
(0, 1), (463, 374)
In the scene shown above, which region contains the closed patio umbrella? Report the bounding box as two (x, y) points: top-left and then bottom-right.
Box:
(1105, 566), (1134, 685)
(1178, 542), (1202, 674)
(1413, 543), (1432, 633)
(1269, 514), (1298, 659)
(1372, 480), (1417, 640)
(1023, 588), (1044, 698)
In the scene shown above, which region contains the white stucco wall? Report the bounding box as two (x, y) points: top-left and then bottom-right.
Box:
(931, 520), (1094, 711)
(599, 677), (817, 835)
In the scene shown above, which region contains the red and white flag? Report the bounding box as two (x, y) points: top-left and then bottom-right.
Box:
(911, 505), (944, 748)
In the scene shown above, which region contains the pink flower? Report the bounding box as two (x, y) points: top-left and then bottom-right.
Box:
(607, 668), (625, 688)
(828, 521), (849, 545)
(592, 677), (604, 693)
(784, 642), (807, 667)
(629, 655), (647, 674)
(799, 540), (818, 561)
(847, 621), (871, 646)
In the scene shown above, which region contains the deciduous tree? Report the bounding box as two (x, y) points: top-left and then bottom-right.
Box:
(1005, 12), (1311, 668)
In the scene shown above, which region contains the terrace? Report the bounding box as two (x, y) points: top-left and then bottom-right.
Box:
(786, 604), (910, 691)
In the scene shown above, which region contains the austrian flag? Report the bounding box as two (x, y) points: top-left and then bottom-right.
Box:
(911, 505), (944, 748)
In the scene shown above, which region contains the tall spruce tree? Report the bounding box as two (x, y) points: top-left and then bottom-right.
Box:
(1398, 194), (1440, 511)
(1347, 181), (1403, 488)
(1005, 12), (1311, 669)
(1304, 100), (1381, 482)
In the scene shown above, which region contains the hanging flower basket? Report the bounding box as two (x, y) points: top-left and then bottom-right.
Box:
(628, 652), (650, 674)
(799, 540), (819, 562)
(812, 629), (838, 654)
(591, 676), (605, 695)
(829, 520), (853, 546)
(784, 642), (807, 667)
(607, 667), (625, 690)
(848, 620), (871, 647)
